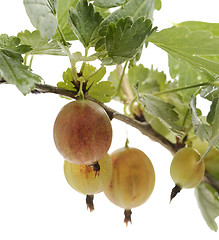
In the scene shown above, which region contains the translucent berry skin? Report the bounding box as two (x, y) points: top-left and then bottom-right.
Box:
(53, 100), (112, 165)
(64, 154), (113, 195)
(170, 147), (205, 189)
(104, 147), (155, 210)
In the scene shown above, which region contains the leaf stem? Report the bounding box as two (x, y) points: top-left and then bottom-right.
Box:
(153, 82), (211, 96)
(117, 61), (128, 94)
(57, 25), (68, 47)
(80, 47), (89, 73)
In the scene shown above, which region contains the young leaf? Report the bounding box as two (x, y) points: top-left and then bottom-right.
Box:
(155, 0), (161, 10)
(86, 66), (106, 89)
(53, 0), (79, 41)
(17, 30), (66, 55)
(93, 0), (126, 8)
(190, 96), (212, 141)
(195, 183), (219, 232)
(99, 0), (155, 35)
(23, 0), (57, 40)
(97, 17), (153, 65)
(69, 0), (103, 47)
(88, 81), (115, 102)
(57, 68), (77, 91)
(148, 27), (219, 77)
(137, 93), (183, 134)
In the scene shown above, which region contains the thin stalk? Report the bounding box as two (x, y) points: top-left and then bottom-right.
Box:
(153, 82), (210, 96)
(80, 48), (89, 73)
(29, 56), (34, 68)
(57, 25), (68, 47)
(117, 61), (128, 94)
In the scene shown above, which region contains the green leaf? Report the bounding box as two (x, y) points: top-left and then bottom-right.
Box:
(88, 81), (115, 102)
(53, 0), (79, 41)
(190, 96), (212, 141)
(195, 183), (219, 232)
(99, 0), (155, 35)
(128, 64), (166, 94)
(209, 99), (219, 149)
(0, 52), (42, 94)
(17, 30), (66, 55)
(97, 17), (153, 65)
(168, 55), (208, 102)
(177, 21), (219, 37)
(23, 0), (57, 40)
(0, 34), (32, 55)
(57, 68), (77, 91)
(207, 98), (218, 125)
(69, 0), (103, 47)
(86, 66), (106, 89)
(137, 93), (183, 134)
(148, 27), (219, 78)
(93, 0), (127, 8)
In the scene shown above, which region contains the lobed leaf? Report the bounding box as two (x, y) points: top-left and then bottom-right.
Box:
(99, 0), (155, 35)
(69, 0), (103, 47)
(96, 17), (153, 65)
(57, 68), (77, 91)
(88, 81), (115, 102)
(17, 30), (66, 55)
(23, 0), (57, 40)
(0, 52), (42, 94)
(195, 183), (219, 232)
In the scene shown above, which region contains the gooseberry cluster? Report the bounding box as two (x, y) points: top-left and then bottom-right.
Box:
(53, 99), (208, 225)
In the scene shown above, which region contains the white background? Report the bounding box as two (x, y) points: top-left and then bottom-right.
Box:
(0, 0), (219, 239)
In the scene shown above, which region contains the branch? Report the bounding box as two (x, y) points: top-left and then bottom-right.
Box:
(1, 79), (219, 190)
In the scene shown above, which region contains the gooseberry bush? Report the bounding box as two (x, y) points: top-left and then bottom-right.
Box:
(1, 0), (219, 232)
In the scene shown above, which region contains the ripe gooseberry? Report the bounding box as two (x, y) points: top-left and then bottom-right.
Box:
(53, 100), (112, 165)
(170, 147), (205, 201)
(104, 147), (155, 225)
(64, 153), (113, 211)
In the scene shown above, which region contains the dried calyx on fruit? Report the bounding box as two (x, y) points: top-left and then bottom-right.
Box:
(104, 147), (155, 225)
(53, 100), (112, 166)
(64, 153), (113, 211)
(170, 147), (205, 202)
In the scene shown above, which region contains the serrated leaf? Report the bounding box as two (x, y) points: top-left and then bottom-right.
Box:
(190, 96), (212, 141)
(93, 0), (126, 8)
(207, 98), (218, 124)
(148, 27), (219, 79)
(137, 93), (183, 134)
(88, 81), (115, 102)
(128, 64), (166, 94)
(53, 0), (79, 41)
(99, 0), (155, 35)
(71, 52), (97, 61)
(23, 0), (57, 40)
(177, 21), (219, 37)
(195, 183), (219, 232)
(97, 17), (152, 65)
(0, 52), (42, 94)
(17, 30), (66, 55)
(57, 68), (76, 91)
(209, 99), (219, 149)
(86, 66), (106, 89)
(69, 0), (103, 47)
(0, 34), (32, 55)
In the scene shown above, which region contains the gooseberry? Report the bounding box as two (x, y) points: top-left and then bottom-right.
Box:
(170, 147), (205, 201)
(53, 100), (112, 165)
(104, 147), (155, 225)
(192, 138), (219, 181)
(64, 153), (113, 211)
